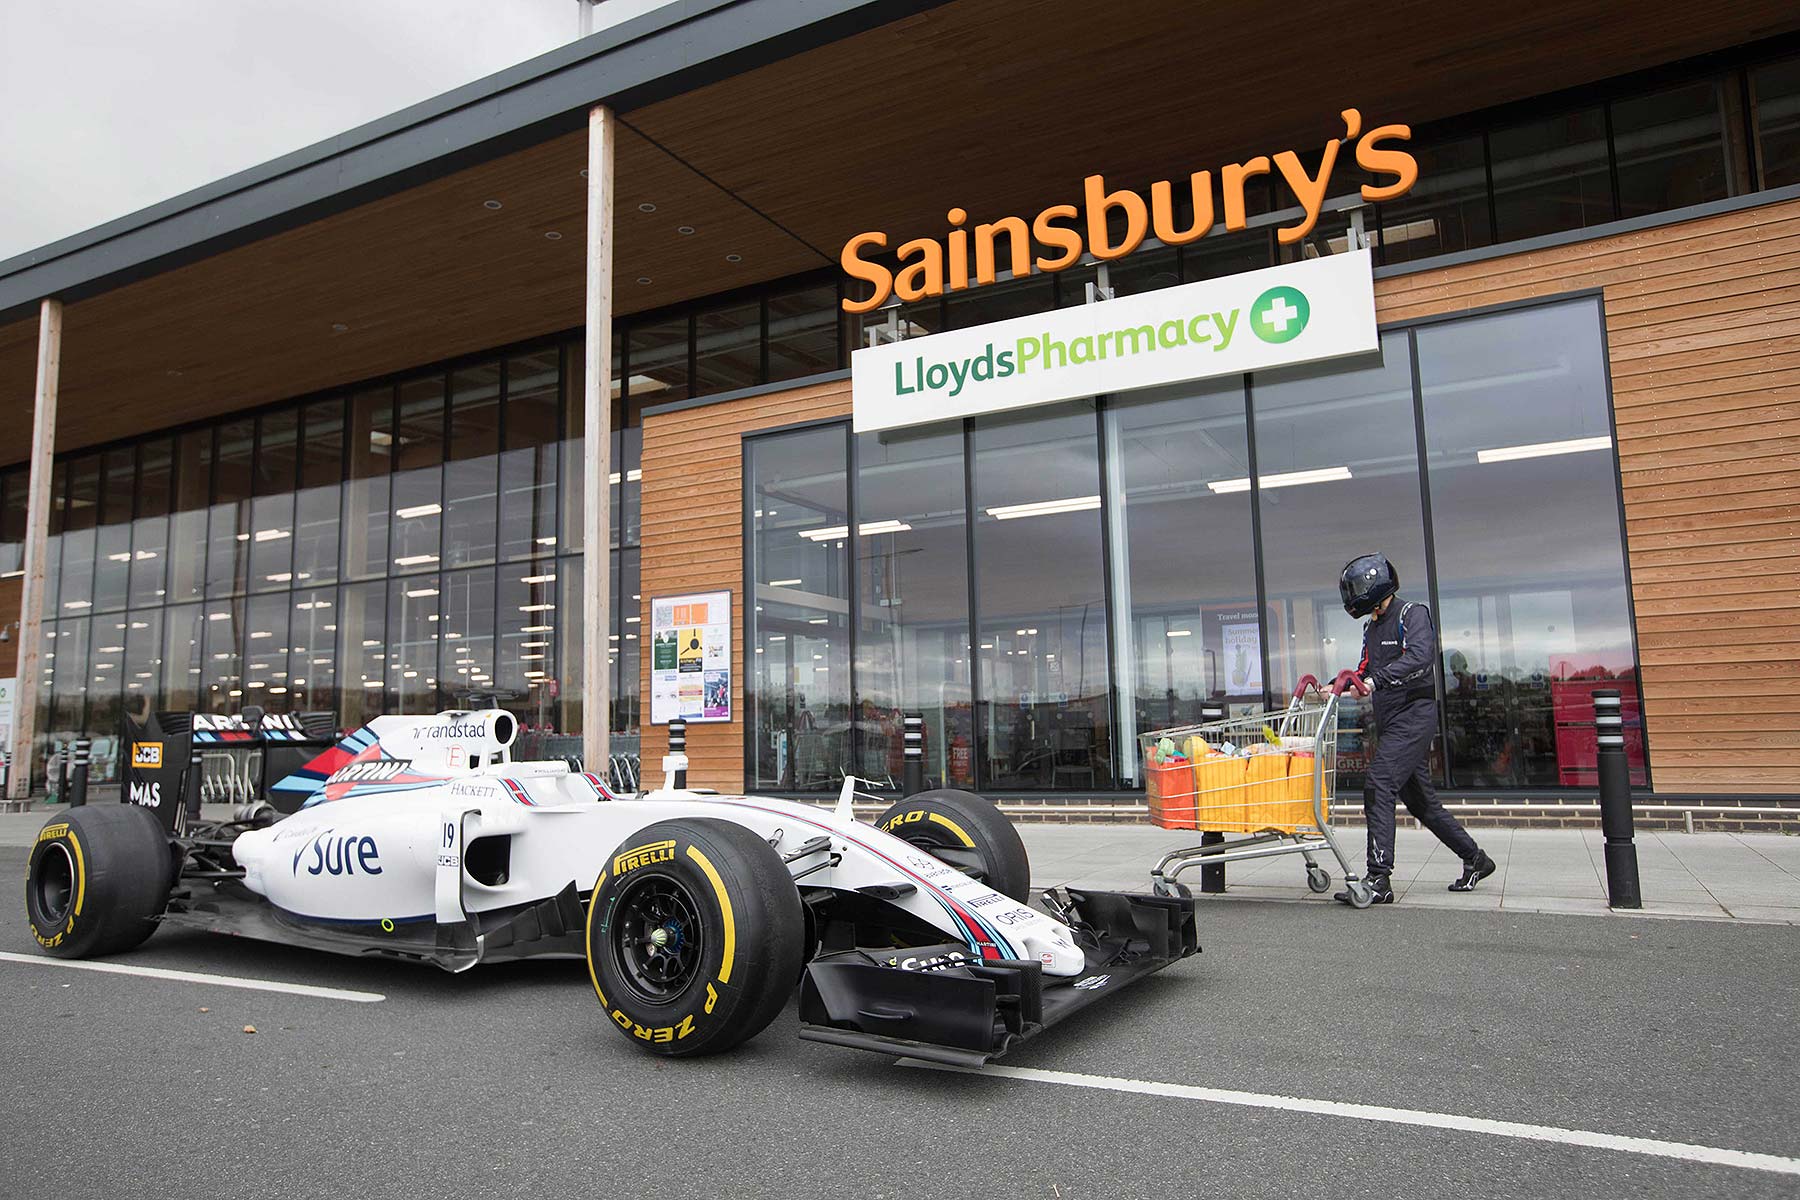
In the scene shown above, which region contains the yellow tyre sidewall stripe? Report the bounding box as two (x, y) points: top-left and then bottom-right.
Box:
(67, 830), (87, 917)
(926, 812), (975, 848)
(583, 869), (608, 1007)
(685, 845), (736, 985)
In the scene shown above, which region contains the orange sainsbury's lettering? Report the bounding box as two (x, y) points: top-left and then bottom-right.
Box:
(838, 108), (1418, 312)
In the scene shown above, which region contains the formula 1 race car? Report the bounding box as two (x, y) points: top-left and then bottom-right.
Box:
(25, 710), (1196, 1064)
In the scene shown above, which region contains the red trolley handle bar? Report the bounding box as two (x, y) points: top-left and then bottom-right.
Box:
(1332, 669), (1371, 697)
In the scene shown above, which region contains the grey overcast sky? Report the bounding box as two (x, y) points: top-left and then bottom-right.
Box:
(0, 0), (595, 263)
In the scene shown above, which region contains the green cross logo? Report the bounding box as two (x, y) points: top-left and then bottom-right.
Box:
(1251, 286), (1310, 344)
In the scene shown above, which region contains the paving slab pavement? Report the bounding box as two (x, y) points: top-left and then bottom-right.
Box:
(1021, 822), (1800, 924)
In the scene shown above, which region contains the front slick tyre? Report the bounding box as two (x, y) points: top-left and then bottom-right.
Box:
(586, 818), (802, 1058)
(26, 805), (173, 958)
(875, 789), (1031, 902)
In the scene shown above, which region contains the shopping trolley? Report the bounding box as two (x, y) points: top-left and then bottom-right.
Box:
(1139, 670), (1386, 908)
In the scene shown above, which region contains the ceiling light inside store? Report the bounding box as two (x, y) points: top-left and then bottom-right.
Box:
(769, 579), (803, 588)
(536, 537), (556, 546)
(523, 625), (553, 633)
(1476, 436), (1611, 464)
(395, 554), (439, 567)
(521, 641), (547, 649)
(254, 529), (290, 542)
(1166, 629), (1193, 638)
(808, 618), (827, 625)
(985, 496), (1100, 520)
(519, 604), (554, 612)
(1207, 466), (1352, 494)
(520, 574), (556, 584)
(63, 600), (92, 609)
(405, 588), (439, 598)
(266, 573), (293, 583)
(606, 469), (643, 484)
(396, 503), (442, 519)
(799, 520), (912, 541)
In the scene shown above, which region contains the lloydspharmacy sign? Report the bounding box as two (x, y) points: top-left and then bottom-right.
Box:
(851, 249), (1376, 433)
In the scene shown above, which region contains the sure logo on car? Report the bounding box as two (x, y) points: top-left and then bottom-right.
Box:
(612, 839), (677, 875)
(131, 741), (163, 768)
(291, 827), (384, 877)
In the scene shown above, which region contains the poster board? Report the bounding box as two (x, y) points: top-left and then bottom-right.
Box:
(649, 590), (732, 724)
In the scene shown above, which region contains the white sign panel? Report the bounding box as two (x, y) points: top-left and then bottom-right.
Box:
(0, 677), (13, 765)
(649, 591), (732, 725)
(853, 249), (1378, 433)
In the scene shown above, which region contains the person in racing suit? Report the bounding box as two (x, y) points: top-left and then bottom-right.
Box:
(1334, 554), (1496, 905)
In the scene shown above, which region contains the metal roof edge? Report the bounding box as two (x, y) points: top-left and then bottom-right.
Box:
(0, 0), (948, 324)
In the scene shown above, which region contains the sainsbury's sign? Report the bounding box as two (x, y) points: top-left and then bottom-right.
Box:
(851, 249), (1376, 434)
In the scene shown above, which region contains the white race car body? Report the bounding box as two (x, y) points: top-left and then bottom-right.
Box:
(230, 711), (1083, 975)
(134, 709), (1198, 1064)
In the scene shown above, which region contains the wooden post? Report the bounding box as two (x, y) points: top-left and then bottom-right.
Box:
(582, 105), (615, 774)
(9, 298), (61, 807)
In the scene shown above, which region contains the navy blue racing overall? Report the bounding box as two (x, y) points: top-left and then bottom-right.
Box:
(1356, 598), (1479, 879)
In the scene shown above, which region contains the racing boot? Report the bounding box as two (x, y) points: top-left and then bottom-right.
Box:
(1335, 874), (1394, 906)
(1448, 849), (1497, 892)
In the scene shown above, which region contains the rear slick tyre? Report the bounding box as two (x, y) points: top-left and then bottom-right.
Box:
(874, 789), (1031, 903)
(25, 805), (174, 958)
(585, 818), (803, 1058)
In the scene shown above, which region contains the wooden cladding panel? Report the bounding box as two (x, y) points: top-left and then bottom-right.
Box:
(634, 197), (1800, 798)
(0, 576), (19, 678)
(638, 378), (852, 792)
(1374, 195), (1800, 795)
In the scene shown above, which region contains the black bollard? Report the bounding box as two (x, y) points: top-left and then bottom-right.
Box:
(902, 713), (925, 797)
(184, 749), (204, 829)
(1595, 689), (1642, 909)
(70, 736), (91, 807)
(668, 718), (688, 790)
(1199, 702), (1226, 894)
(57, 746), (68, 807)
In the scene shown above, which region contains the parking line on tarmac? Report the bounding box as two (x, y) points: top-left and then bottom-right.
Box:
(897, 1060), (1800, 1178)
(0, 952), (385, 1002)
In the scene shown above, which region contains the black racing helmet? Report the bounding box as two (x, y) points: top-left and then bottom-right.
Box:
(1339, 554), (1398, 618)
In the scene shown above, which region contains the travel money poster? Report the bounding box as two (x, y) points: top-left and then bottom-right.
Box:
(650, 591), (732, 724)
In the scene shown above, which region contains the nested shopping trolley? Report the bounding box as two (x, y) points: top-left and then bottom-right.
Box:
(1138, 671), (1386, 908)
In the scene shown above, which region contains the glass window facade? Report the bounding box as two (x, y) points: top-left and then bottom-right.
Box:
(748, 296), (1646, 794)
(22, 338), (646, 785)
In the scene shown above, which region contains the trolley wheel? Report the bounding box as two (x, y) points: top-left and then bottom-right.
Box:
(1341, 880), (1374, 909)
(1306, 866), (1331, 893)
(1152, 878), (1191, 900)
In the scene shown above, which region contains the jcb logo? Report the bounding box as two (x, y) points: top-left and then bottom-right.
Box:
(612, 839), (677, 875)
(132, 742), (163, 768)
(882, 810), (928, 831)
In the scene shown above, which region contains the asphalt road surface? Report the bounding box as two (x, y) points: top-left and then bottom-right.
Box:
(2, 843), (1796, 1200)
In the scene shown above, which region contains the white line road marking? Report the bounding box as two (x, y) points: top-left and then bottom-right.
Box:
(897, 1060), (1800, 1178)
(0, 952), (385, 1002)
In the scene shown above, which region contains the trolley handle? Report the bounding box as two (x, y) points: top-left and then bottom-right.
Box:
(1331, 669), (1371, 697)
(1290, 674), (1322, 702)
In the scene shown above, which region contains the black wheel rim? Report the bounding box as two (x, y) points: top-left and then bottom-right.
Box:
(35, 842), (75, 924)
(610, 873), (705, 1005)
